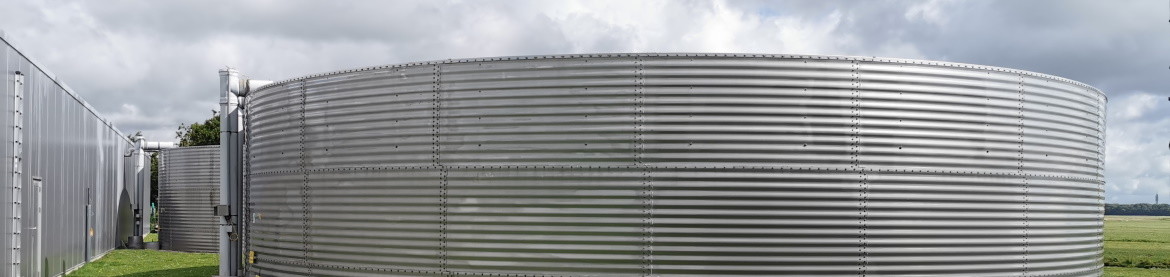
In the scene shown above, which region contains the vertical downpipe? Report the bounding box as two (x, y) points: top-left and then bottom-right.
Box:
(219, 68), (241, 277)
(133, 135), (146, 238)
(144, 145), (154, 237)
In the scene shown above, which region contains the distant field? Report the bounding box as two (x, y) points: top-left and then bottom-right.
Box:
(1104, 216), (1170, 276)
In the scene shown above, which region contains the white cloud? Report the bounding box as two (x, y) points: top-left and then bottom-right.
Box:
(904, 0), (949, 26)
(1115, 92), (1159, 120)
(1105, 92), (1170, 203)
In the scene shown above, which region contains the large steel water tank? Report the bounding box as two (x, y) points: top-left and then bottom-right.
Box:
(243, 54), (1105, 276)
(158, 145), (221, 252)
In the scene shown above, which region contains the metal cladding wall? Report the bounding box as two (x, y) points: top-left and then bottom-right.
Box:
(0, 34), (133, 277)
(243, 54), (1106, 277)
(159, 145), (220, 253)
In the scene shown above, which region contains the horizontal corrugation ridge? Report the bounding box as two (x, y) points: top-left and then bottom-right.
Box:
(245, 55), (1104, 276)
(158, 146), (221, 253)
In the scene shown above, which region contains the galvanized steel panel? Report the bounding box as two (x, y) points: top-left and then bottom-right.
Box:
(0, 35), (133, 277)
(159, 146), (220, 253)
(244, 54), (1106, 277)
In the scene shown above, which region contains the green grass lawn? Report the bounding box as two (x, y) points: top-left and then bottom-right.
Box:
(144, 233), (157, 243)
(66, 250), (216, 277)
(1105, 266), (1170, 277)
(1104, 216), (1170, 276)
(1106, 241), (1170, 269)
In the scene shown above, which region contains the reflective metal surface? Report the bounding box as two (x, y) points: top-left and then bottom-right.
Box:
(244, 54), (1106, 276)
(0, 34), (133, 277)
(159, 145), (220, 253)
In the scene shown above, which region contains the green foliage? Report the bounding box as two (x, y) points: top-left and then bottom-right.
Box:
(164, 111), (219, 215)
(176, 110), (221, 147)
(144, 233), (157, 243)
(1106, 204), (1170, 216)
(65, 250), (216, 277)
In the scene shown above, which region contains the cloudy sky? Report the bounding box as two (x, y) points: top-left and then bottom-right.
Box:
(1, 0), (1166, 203)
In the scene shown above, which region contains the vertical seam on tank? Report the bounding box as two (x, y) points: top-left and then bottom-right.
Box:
(634, 56), (653, 277)
(160, 153), (164, 248)
(160, 152), (165, 248)
(1095, 91), (1104, 270)
(432, 63), (449, 275)
(1018, 73), (1028, 276)
(852, 59), (868, 277)
(298, 79), (312, 275)
(242, 96), (251, 274)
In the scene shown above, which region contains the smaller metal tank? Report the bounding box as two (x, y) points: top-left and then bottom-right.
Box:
(158, 145), (220, 252)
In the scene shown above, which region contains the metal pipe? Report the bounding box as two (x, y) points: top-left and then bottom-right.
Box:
(245, 79), (273, 96)
(141, 140), (173, 239)
(215, 71), (272, 276)
(131, 135), (146, 237)
(218, 68), (242, 277)
(142, 141), (177, 151)
(128, 136), (173, 239)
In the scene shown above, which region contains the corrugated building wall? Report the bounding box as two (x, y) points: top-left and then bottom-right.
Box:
(0, 33), (134, 277)
(243, 54), (1106, 276)
(158, 145), (220, 253)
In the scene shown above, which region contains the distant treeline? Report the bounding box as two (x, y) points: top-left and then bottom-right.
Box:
(1105, 203), (1170, 216)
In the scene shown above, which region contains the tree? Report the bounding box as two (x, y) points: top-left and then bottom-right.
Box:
(176, 110), (221, 146)
(166, 110), (221, 220)
(1105, 203), (1170, 216)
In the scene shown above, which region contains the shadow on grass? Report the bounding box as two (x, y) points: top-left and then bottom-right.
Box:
(111, 265), (216, 277)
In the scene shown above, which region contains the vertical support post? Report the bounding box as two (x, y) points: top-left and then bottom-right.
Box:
(132, 135), (147, 238)
(144, 146), (153, 236)
(219, 68), (242, 277)
(11, 71), (24, 277)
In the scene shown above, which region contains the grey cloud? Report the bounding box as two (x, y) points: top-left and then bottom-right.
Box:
(827, 0), (1168, 96)
(1, 0), (1162, 203)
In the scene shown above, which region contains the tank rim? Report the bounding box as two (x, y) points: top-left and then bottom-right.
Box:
(252, 52), (1105, 101)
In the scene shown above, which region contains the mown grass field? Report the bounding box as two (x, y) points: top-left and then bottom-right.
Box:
(66, 217), (1170, 276)
(1104, 216), (1170, 276)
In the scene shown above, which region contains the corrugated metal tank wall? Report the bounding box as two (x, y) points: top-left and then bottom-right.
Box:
(243, 54), (1106, 277)
(0, 35), (133, 277)
(158, 145), (221, 253)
